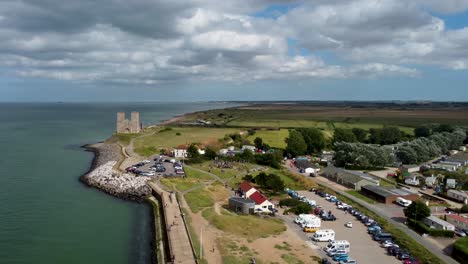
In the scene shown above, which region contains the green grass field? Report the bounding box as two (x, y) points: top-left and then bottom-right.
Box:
(185, 188), (215, 213)
(247, 129), (289, 148)
(133, 126), (239, 156)
(202, 208), (286, 240)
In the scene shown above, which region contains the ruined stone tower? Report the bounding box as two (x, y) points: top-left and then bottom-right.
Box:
(116, 112), (141, 133)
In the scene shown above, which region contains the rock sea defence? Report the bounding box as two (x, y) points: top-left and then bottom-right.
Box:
(80, 142), (151, 200)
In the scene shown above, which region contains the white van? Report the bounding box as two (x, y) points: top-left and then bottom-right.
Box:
(396, 197), (412, 207)
(324, 240), (350, 253)
(312, 229), (335, 242)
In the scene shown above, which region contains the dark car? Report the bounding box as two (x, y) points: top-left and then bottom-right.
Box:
(322, 214), (337, 221)
(397, 252), (412, 260)
(126, 167), (136, 172)
(321, 258), (331, 264)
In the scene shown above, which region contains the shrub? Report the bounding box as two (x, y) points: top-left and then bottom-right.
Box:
(279, 198), (302, 207)
(407, 219), (455, 237)
(286, 202), (312, 215)
(452, 237), (468, 263)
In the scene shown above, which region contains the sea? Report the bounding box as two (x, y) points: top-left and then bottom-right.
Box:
(0, 102), (237, 264)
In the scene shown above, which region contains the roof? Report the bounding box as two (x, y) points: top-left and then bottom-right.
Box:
(447, 214), (468, 224)
(249, 191), (267, 205)
(448, 189), (468, 198)
(239, 181), (254, 193)
(229, 197), (255, 205)
(425, 216), (454, 227)
(322, 166), (379, 185)
(362, 185), (417, 198)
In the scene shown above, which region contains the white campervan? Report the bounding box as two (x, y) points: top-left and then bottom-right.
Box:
(396, 197), (412, 207)
(323, 240), (350, 254)
(312, 229), (335, 242)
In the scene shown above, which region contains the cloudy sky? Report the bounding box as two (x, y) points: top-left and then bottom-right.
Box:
(1, 0), (468, 101)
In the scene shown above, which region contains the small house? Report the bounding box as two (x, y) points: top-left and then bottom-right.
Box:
(446, 214), (468, 230)
(239, 181), (257, 198)
(249, 191), (275, 213)
(423, 216), (455, 231)
(399, 165), (420, 174)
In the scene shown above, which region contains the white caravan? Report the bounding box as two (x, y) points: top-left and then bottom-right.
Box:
(312, 229), (335, 242)
(324, 240), (350, 254)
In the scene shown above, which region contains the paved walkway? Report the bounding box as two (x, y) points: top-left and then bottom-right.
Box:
(148, 181), (197, 264)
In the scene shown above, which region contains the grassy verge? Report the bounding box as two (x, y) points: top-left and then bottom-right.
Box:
(180, 207), (208, 264)
(160, 166), (213, 192)
(246, 129), (289, 148)
(452, 236), (468, 263)
(107, 133), (140, 146)
(346, 190), (376, 204)
(185, 188), (215, 213)
(147, 197), (165, 264)
(318, 184), (445, 264)
(202, 208), (286, 240)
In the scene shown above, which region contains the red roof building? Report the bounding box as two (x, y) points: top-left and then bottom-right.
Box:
(239, 181), (254, 193)
(249, 191), (267, 205)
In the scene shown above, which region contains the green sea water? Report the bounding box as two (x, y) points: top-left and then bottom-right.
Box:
(0, 102), (235, 264)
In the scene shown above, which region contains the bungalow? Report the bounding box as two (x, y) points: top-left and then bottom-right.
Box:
(249, 191), (275, 213)
(423, 216), (455, 231)
(446, 214), (468, 230)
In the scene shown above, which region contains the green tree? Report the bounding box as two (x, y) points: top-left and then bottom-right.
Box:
(242, 174), (254, 182)
(187, 144), (200, 159)
(290, 202), (313, 215)
(404, 201), (431, 221)
(204, 147), (217, 160)
(414, 126), (431, 138)
(286, 130), (307, 157)
(238, 149), (255, 162)
(461, 204), (468, 213)
(254, 137), (264, 149)
(266, 174), (285, 193)
(255, 172), (268, 186)
(333, 128), (357, 144)
(297, 128), (326, 153)
(352, 128), (368, 142)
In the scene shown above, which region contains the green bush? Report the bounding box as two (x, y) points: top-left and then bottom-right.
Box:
(452, 237), (468, 263)
(286, 202), (313, 215)
(407, 219), (455, 238)
(279, 198), (302, 207)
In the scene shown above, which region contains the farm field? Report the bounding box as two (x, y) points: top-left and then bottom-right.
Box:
(172, 103), (468, 132)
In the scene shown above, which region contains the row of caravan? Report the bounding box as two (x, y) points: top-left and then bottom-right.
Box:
(294, 214), (321, 229)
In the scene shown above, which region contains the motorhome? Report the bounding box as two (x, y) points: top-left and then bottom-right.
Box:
(312, 229), (335, 242)
(324, 240), (350, 253)
(396, 197), (412, 207)
(295, 214), (321, 228)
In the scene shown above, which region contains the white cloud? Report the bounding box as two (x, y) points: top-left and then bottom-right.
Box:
(0, 0), (465, 86)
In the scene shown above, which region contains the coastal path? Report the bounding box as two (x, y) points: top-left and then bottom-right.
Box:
(148, 181), (197, 264)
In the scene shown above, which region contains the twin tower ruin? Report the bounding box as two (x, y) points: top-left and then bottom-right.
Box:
(116, 112), (142, 133)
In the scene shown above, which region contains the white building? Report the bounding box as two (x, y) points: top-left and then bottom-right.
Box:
(425, 176), (438, 187)
(423, 216), (455, 231)
(172, 149), (187, 158)
(446, 179), (457, 189)
(241, 145), (256, 152)
(404, 176), (420, 186)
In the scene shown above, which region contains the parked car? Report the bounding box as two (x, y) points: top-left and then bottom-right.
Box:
(332, 254), (349, 262)
(455, 229), (467, 237)
(126, 166), (136, 172)
(381, 241), (398, 248)
(402, 258), (420, 264)
(397, 251), (411, 260)
(345, 222), (353, 228)
(321, 258), (332, 264)
(322, 214), (337, 221)
(339, 259), (357, 264)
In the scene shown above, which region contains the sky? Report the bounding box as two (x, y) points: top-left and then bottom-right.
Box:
(1, 0), (468, 102)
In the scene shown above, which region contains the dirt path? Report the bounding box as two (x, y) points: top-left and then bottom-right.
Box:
(178, 195), (223, 264)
